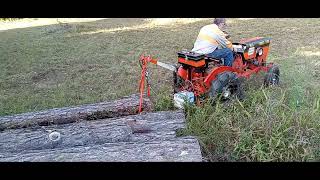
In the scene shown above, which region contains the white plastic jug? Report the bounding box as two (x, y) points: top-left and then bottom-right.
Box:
(173, 91), (195, 109)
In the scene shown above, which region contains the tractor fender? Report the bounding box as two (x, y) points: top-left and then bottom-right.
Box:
(204, 66), (237, 88)
(177, 65), (188, 80)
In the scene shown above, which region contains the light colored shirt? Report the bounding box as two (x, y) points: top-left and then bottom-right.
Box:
(192, 24), (232, 54)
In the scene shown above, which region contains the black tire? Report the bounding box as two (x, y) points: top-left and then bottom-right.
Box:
(264, 65), (280, 87)
(173, 75), (185, 93)
(173, 65), (185, 93)
(209, 71), (244, 103)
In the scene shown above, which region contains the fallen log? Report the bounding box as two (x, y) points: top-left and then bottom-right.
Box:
(0, 111), (186, 153)
(0, 137), (203, 162)
(0, 93), (152, 131)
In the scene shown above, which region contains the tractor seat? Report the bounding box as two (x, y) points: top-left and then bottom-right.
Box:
(204, 55), (224, 64)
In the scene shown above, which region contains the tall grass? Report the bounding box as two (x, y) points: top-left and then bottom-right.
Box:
(178, 86), (320, 161)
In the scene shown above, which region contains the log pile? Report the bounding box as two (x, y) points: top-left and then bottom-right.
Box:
(0, 94), (203, 162)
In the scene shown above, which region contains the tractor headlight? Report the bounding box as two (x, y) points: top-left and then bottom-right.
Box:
(258, 48), (263, 56)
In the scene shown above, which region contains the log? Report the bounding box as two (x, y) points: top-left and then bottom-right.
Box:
(0, 137), (203, 162)
(0, 93), (152, 131)
(0, 111), (186, 153)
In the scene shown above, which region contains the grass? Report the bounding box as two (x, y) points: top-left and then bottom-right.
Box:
(181, 86), (320, 161)
(1, 18), (320, 161)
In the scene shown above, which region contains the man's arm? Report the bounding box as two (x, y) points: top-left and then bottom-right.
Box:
(223, 30), (231, 39)
(218, 30), (233, 49)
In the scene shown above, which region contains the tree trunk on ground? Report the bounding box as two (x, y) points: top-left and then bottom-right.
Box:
(0, 94), (152, 131)
(0, 94), (203, 162)
(0, 137), (202, 162)
(0, 111), (186, 153)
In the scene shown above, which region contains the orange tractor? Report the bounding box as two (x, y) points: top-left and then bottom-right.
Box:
(138, 37), (280, 112)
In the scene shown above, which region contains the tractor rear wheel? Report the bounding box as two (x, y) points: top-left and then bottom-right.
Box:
(264, 65), (280, 87)
(209, 71), (244, 103)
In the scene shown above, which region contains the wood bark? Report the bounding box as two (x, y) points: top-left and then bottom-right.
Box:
(0, 137), (203, 162)
(0, 111), (186, 153)
(0, 94), (203, 162)
(0, 94), (152, 131)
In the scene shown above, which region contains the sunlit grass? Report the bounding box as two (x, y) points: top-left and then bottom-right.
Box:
(79, 18), (209, 35)
(0, 18), (106, 31)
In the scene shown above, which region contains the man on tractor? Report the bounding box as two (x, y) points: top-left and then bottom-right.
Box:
(192, 18), (234, 67)
(138, 19), (278, 111)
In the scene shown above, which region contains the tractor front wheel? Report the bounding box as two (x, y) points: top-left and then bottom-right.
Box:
(264, 65), (280, 87)
(209, 71), (244, 103)
(173, 74), (185, 93)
